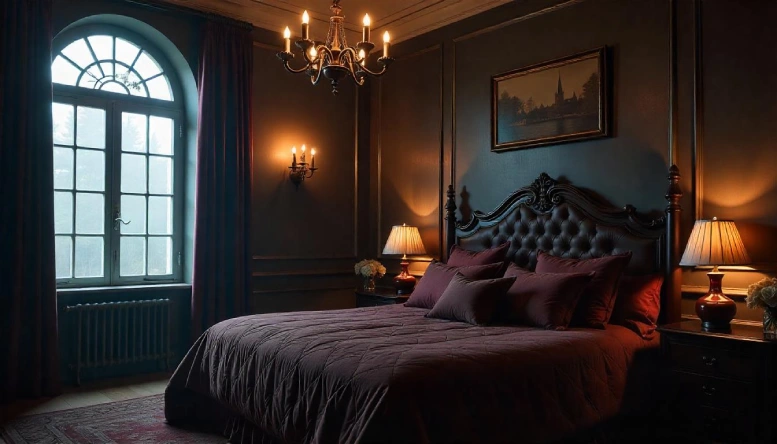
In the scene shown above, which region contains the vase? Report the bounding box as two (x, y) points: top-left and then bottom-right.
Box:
(363, 276), (376, 293)
(764, 306), (777, 340)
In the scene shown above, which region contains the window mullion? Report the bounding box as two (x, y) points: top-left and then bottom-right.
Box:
(109, 101), (121, 285)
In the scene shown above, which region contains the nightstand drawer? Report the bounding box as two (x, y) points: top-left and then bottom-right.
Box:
(667, 341), (756, 380)
(672, 370), (752, 410)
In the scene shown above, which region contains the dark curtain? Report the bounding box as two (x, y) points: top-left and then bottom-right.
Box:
(0, 0), (61, 403)
(191, 21), (253, 339)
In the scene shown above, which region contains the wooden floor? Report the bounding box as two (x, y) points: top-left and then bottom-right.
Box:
(0, 373), (170, 433)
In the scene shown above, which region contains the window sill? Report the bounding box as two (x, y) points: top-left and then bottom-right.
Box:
(57, 283), (192, 294)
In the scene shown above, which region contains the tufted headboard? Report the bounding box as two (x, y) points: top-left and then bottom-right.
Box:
(445, 167), (683, 324)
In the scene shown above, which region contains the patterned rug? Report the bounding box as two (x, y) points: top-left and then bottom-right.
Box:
(0, 394), (226, 443)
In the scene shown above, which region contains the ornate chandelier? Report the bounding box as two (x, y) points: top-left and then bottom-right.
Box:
(277, 0), (393, 95)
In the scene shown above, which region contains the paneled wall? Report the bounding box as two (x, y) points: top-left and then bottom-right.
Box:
(249, 30), (360, 312)
(370, 0), (777, 322)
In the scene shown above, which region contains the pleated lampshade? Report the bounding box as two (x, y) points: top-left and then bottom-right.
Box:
(383, 224), (426, 256)
(680, 218), (750, 266)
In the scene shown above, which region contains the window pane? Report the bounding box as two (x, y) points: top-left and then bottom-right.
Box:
(134, 52), (163, 79)
(77, 65), (102, 89)
(52, 103), (74, 145)
(121, 154), (147, 193)
(127, 71), (147, 97)
(53, 147), (74, 189)
(120, 195), (147, 235)
(148, 196), (172, 235)
(149, 156), (172, 194)
(146, 75), (172, 101)
(75, 192), (104, 234)
(122, 113), (147, 153)
(76, 149), (105, 191)
(87, 35), (113, 61)
(148, 237), (172, 275)
(61, 39), (94, 70)
(76, 106), (106, 149)
(52, 55), (81, 86)
(120, 237), (146, 276)
(55, 236), (73, 279)
(74, 236), (104, 278)
(54, 192), (73, 234)
(100, 62), (113, 77)
(149, 116), (173, 155)
(115, 38), (140, 68)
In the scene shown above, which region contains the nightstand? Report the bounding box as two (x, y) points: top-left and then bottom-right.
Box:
(355, 287), (409, 307)
(658, 320), (777, 443)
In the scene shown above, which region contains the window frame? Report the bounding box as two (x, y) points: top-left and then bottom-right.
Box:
(53, 24), (185, 288)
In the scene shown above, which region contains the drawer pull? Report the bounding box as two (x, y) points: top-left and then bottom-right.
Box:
(702, 384), (717, 396)
(702, 355), (718, 367)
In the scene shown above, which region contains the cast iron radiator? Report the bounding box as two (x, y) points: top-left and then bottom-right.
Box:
(64, 299), (172, 385)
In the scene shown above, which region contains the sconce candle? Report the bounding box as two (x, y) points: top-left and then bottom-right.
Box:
(283, 27), (291, 53)
(311, 148), (316, 168)
(300, 144), (307, 164)
(289, 144), (318, 189)
(362, 14), (371, 42)
(383, 31), (390, 58)
(302, 11), (310, 40)
(291, 146), (297, 167)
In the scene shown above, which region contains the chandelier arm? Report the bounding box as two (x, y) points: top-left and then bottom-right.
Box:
(281, 59), (312, 74)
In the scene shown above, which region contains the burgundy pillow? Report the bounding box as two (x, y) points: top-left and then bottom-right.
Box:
(610, 274), (664, 338)
(427, 273), (517, 325)
(535, 251), (632, 329)
(500, 264), (594, 330)
(447, 242), (510, 267)
(404, 261), (504, 309)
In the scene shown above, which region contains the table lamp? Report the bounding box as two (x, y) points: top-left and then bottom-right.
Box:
(383, 224), (426, 294)
(680, 217), (751, 330)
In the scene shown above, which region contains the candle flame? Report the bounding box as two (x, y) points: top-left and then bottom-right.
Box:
(283, 27), (291, 39)
(359, 49), (366, 64)
(302, 10), (309, 24)
(309, 46), (318, 59)
(383, 31), (390, 43)
(363, 14), (371, 27)
(311, 148), (316, 156)
(291, 146), (296, 154)
(301, 144), (306, 153)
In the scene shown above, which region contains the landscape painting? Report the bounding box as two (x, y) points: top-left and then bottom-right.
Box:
(491, 47), (608, 152)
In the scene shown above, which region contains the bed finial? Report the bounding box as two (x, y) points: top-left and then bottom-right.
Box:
(445, 185), (457, 259)
(663, 164), (683, 324)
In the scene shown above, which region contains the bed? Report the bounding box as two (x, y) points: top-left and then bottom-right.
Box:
(165, 168), (684, 443)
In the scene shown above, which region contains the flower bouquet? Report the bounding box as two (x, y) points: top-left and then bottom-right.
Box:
(746, 277), (777, 339)
(354, 259), (386, 292)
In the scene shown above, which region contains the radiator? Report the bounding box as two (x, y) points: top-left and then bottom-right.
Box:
(64, 299), (172, 385)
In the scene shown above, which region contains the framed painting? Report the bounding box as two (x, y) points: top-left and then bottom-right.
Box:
(491, 47), (609, 152)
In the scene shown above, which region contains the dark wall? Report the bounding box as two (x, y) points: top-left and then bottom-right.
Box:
(370, 0), (777, 322)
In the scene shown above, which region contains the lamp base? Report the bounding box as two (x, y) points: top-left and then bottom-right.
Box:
(696, 272), (736, 331)
(393, 261), (416, 295)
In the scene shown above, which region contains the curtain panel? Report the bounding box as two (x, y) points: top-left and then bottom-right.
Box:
(191, 21), (254, 339)
(0, 0), (61, 403)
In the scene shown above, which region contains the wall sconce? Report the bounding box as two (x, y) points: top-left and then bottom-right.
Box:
(289, 144), (318, 189)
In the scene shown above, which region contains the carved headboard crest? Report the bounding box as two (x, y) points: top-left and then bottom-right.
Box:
(528, 173), (561, 212)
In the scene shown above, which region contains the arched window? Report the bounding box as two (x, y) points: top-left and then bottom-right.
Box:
(52, 26), (183, 286)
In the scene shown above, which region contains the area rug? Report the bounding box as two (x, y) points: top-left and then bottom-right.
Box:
(0, 394), (226, 443)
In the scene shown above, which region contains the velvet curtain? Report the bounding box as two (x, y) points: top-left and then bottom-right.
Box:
(191, 21), (253, 339)
(0, 0), (61, 403)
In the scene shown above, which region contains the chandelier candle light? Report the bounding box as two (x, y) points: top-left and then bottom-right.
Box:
(277, 0), (394, 94)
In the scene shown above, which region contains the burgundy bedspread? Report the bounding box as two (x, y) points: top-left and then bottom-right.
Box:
(165, 305), (659, 444)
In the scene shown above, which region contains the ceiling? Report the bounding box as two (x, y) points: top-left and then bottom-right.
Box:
(158, 0), (512, 43)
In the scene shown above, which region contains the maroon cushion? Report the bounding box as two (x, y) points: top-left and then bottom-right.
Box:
(404, 261), (503, 309)
(447, 242), (510, 267)
(610, 274), (664, 338)
(535, 251), (632, 328)
(500, 264), (594, 330)
(427, 273), (517, 325)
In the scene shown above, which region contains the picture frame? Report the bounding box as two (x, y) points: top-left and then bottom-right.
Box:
(491, 47), (609, 152)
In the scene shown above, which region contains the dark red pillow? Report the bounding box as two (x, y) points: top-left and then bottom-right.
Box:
(427, 273), (517, 325)
(610, 274), (664, 338)
(404, 261), (504, 309)
(500, 264), (594, 330)
(447, 242), (510, 267)
(535, 251), (632, 329)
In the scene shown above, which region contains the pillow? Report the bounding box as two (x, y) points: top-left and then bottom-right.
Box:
(535, 251), (632, 328)
(447, 242), (510, 267)
(404, 261), (504, 309)
(610, 274), (664, 339)
(426, 273), (517, 325)
(500, 264), (594, 330)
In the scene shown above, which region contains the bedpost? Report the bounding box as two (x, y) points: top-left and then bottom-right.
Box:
(445, 185), (457, 260)
(664, 165), (683, 324)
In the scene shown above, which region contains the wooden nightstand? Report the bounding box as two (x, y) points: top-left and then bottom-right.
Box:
(658, 320), (777, 443)
(355, 287), (409, 307)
